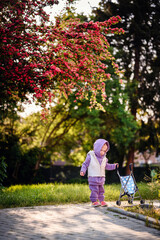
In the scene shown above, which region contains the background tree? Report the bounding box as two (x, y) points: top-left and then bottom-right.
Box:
(2, 82), (137, 185)
(0, 0), (125, 184)
(1, 0), (141, 184)
(92, 0), (160, 173)
(0, 157), (7, 187)
(0, 0), (124, 115)
(0, 111), (23, 184)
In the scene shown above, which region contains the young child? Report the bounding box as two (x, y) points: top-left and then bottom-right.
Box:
(80, 139), (119, 207)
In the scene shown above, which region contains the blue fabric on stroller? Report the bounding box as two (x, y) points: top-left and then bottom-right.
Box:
(120, 176), (136, 195)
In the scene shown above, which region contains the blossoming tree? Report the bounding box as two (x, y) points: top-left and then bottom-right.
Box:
(0, 0), (124, 113)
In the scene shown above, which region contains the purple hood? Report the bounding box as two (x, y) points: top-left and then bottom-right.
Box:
(93, 139), (110, 158)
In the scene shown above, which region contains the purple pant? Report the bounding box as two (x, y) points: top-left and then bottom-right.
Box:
(89, 184), (105, 202)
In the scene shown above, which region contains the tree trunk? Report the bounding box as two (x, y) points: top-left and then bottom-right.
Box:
(126, 146), (134, 175)
(33, 154), (42, 179)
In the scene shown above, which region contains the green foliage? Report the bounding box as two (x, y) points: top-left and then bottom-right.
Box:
(18, 100), (92, 167)
(138, 119), (160, 157)
(0, 120), (22, 184)
(19, 147), (45, 184)
(0, 110), (48, 185)
(146, 168), (160, 200)
(0, 182), (158, 209)
(0, 76), (138, 185)
(92, 0), (160, 169)
(104, 78), (138, 149)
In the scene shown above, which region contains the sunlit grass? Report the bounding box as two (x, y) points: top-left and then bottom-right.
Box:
(0, 183), (90, 208)
(0, 182), (159, 209)
(124, 205), (160, 221)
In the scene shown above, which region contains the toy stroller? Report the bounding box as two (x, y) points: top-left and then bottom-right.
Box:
(116, 163), (145, 206)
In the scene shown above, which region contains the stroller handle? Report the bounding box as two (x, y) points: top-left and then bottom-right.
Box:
(116, 164), (121, 178)
(129, 163), (133, 171)
(116, 163), (133, 171)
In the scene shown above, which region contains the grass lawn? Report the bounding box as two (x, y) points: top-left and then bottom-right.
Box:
(0, 182), (159, 209)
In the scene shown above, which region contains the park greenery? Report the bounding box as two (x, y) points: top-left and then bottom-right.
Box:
(92, 0), (160, 174)
(0, 182), (159, 209)
(0, 0), (160, 186)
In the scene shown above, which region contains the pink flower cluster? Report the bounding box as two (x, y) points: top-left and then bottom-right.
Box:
(0, 0), (124, 111)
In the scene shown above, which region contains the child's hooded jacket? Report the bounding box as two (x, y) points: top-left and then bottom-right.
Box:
(80, 139), (116, 185)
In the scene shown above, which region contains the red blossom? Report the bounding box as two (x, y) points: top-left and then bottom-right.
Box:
(0, 0), (124, 112)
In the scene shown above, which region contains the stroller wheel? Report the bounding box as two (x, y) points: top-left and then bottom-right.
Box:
(116, 200), (121, 206)
(140, 199), (145, 205)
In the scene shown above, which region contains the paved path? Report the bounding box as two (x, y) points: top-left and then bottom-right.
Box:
(0, 203), (159, 240)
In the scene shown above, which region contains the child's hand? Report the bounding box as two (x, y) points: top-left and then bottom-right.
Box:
(80, 171), (84, 176)
(115, 163), (119, 168)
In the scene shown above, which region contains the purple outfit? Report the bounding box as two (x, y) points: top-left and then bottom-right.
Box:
(80, 139), (116, 203)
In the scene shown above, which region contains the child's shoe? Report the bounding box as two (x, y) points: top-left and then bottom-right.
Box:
(101, 201), (108, 207)
(92, 201), (100, 207)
